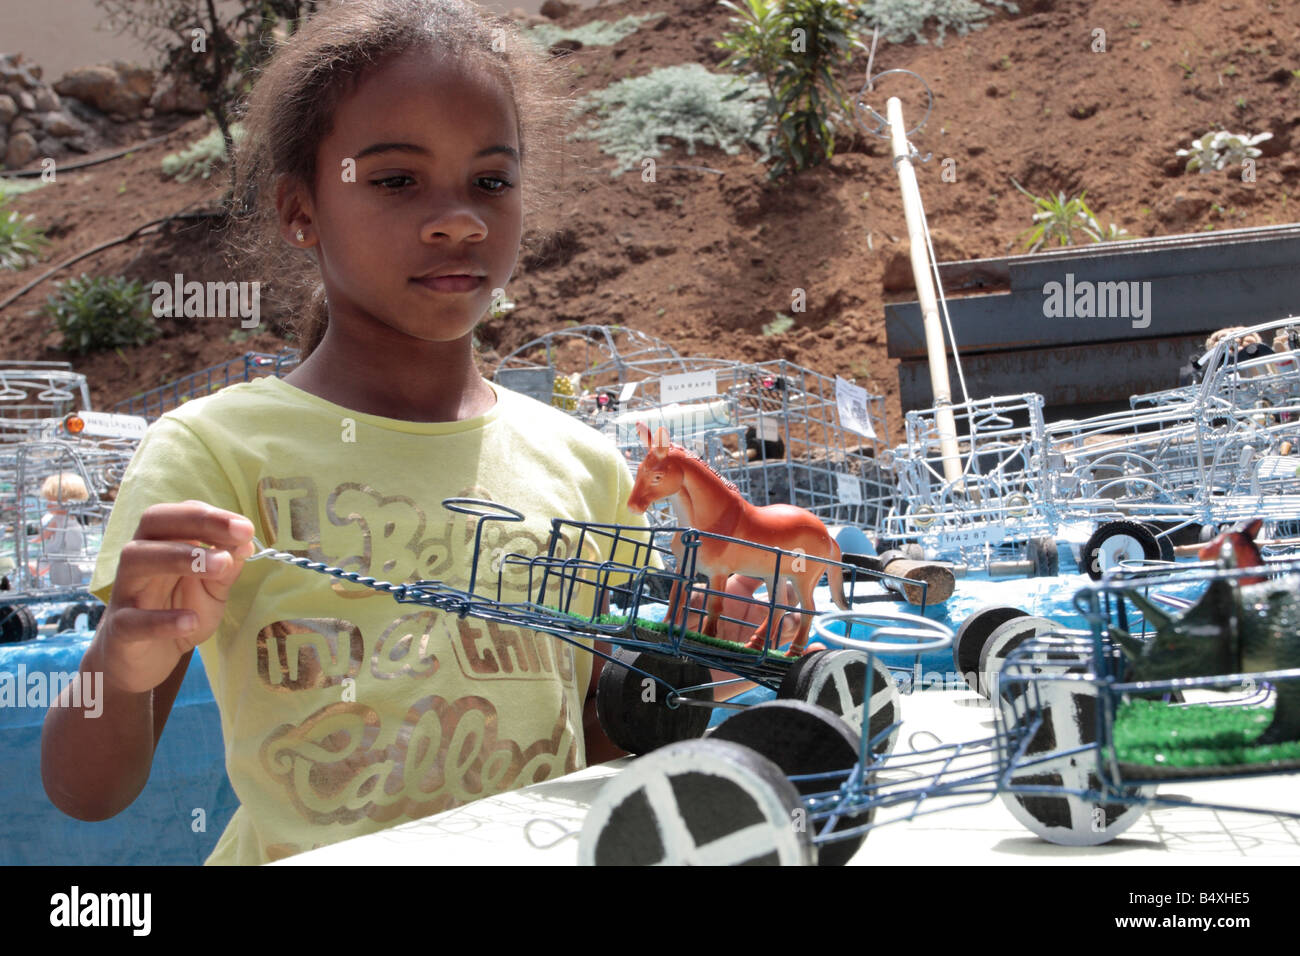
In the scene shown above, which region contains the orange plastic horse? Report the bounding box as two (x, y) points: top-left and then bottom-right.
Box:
(626, 422), (849, 656)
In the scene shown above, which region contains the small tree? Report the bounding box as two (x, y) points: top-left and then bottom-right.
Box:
(94, 0), (320, 201)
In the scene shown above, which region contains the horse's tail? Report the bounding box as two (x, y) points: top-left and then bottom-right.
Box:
(826, 536), (850, 610)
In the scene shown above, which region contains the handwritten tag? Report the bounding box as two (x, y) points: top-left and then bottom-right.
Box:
(76, 411), (148, 439)
(836, 472), (863, 504)
(757, 417), (780, 442)
(661, 370), (717, 403)
(938, 523), (1004, 548)
(835, 377), (877, 439)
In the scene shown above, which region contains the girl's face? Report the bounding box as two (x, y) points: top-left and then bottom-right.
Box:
(286, 47), (523, 349)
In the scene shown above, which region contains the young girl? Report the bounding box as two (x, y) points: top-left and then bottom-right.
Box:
(41, 0), (646, 865)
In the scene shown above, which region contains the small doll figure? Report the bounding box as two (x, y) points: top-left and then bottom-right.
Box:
(30, 472), (90, 587)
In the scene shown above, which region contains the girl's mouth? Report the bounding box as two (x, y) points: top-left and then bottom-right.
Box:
(412, 275), (484, 293)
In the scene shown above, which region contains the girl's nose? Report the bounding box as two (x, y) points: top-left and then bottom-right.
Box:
(419, 203), (487, 245)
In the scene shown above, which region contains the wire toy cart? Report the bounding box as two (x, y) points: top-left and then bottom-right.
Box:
(246, 496), (935, 757)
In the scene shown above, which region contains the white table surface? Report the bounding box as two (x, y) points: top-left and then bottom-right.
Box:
(276, 686), (1300, 866)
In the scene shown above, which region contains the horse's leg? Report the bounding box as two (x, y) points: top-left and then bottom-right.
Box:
(702, 573), (728, 638)
(786, 573), (819, 657)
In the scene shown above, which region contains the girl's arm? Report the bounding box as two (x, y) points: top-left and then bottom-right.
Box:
(40, 502), (255, 821)
(582, 640), (625, 765)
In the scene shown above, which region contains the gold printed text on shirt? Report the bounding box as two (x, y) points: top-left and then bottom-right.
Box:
(259, 694), (580, 824)
(257, 618), (364, 691)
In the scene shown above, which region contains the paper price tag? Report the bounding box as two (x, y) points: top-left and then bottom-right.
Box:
(757, 418), (780, 442)
(836, 472), (863, 505)
(661, 370), (717, 403)
(938, 523), (1004, 548)
(835, 377), (877, 440)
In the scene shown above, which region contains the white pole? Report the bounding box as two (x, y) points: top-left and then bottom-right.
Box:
(887, 96), (962, 486)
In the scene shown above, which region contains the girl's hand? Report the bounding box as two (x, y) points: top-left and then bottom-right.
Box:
(95, 501), (257, 694)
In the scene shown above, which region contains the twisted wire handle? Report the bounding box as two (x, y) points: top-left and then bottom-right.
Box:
(246, 537), (409, 597)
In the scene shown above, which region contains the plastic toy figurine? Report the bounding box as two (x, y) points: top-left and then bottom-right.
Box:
(27, 472), (89, 587)
(626, 421), (849, 656)
(1115, 518), (1300, 743)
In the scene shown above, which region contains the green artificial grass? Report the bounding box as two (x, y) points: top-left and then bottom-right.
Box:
(541, 604), (795, 659)
(1114, 698), (1300, 767)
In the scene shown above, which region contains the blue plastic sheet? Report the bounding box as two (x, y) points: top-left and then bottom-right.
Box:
(0, 631), (235, 865)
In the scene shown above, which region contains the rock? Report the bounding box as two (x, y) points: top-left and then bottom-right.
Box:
(36, 136), (60, 157)
(61, 95), (106, 124)
(33, 87), (59, 112)
(540, 0), (575, 18)
(38, 110), (84, 137)
(4, 130), (38, 168)
(148, 71), (206, 114)
(550, 38), (583, 53)
(17, 90), (36, 112)
(0, 130), (7, 161)
(54, 61), (154, 118)
(10, 115), (34, 133)
(0, 94), (15, 124)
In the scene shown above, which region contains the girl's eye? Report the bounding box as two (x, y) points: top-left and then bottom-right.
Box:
(369, 176), (514, 193)
(478, 176), (513, 193)
(371, 175), (414, 190)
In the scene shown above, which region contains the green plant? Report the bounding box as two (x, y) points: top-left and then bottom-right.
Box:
(0, 199), (49, 270)
(715, 0), (864, 179)
(161, 122), (247, 181)
(762, 313), (795, 336)
(1176, 129), (1272, 172)
(1235, 96), (1248, 112)
(1140, 39), (1152, 51)
(854, 0), (1019, 46)
(1125, 19), (1141, 29)
(43, 274), (159, 354)
(1223, 63), (1238, 76)
(568, 63), (768, 177)
(1010, 179), (1127, 252)
(525, 12), (662, 50)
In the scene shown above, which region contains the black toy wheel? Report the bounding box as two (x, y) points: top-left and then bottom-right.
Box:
(596, 649), (712, 755)
(978, 616), (1060, 699)
(57, 603), (94, 634)
(1083, 520), (1161, 580)
(998, 667), (1153, 846)
(1146, 525), (1175, 563)
(778, 649), (900, 756)
(953, 606), (1028, 694)
(711, 700), (870, 866)
(0, 605), (37, 644)
(1027, 536), (1059, 577)
(578, 738), (814, 865)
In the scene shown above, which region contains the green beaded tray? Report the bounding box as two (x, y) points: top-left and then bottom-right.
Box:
(1114, 698), (1300, 779)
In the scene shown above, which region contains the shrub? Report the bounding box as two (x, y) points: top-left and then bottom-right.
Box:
(161, 122), (247, 182)
(717, 0), (864, 179)
(526, 13), (663, 50)
(1176, 130), (1272, 173)
(1011, 179), (1127, 253)
(854, 0), (1020, 46)
(43, 274), (159, 354)
(0, 199), (49, 271)
(568, 63), (769, 176)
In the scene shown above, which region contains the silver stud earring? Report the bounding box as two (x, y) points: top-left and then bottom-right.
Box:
(295, 229), (305, 242)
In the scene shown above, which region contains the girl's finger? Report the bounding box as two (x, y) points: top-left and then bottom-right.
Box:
(101, 606), (205, 644)
(133, 501), (255, 551)
(114, 540), (245, 584)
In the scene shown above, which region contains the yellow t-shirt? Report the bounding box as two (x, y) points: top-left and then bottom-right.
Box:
(88, 376), (649, 865)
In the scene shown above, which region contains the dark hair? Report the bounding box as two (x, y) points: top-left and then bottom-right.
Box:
(228, 0), (575, 357)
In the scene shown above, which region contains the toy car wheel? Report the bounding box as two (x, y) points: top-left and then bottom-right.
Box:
(1027, 536), (1059, 577)
(87, 602), (105, 630)
(998, 665), (1153, 846)
(56, 603), (94, 634)
(0, 606), (37, 644)
(953, 606), (1028, 695)
(778, 648), (900, 756)
(1144, 525), (1175, 563)
(711, 700), (871, 866)
(578, 738), (814, 866)
(595, 649), (713, 756)
(978, 616), (1061, 699)
(1082, 520), (1161, 581)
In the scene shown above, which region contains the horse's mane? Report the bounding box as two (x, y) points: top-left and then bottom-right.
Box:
(670, 442), (740, 495)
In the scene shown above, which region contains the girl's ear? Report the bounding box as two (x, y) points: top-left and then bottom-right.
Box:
(636, 421), (652, 448)
(652, 426), (670, 449)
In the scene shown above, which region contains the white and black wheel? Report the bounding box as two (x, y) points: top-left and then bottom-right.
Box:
(978, 616), (1061, 700)
(999, 663), (1153, 846)
(1027, 536), (1059, 577)
(596, 649), (713, 756)
(578, 738), (814, 866)
(1146, 526), (1175, 563)
(711, 700), (870, 866)
(778, 649), (901, 756)
(0, 605), (37, 644)
(57, 602), (94, 634)
(1082, 520), (1161, 581)
(953, 606), (1029, 695)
